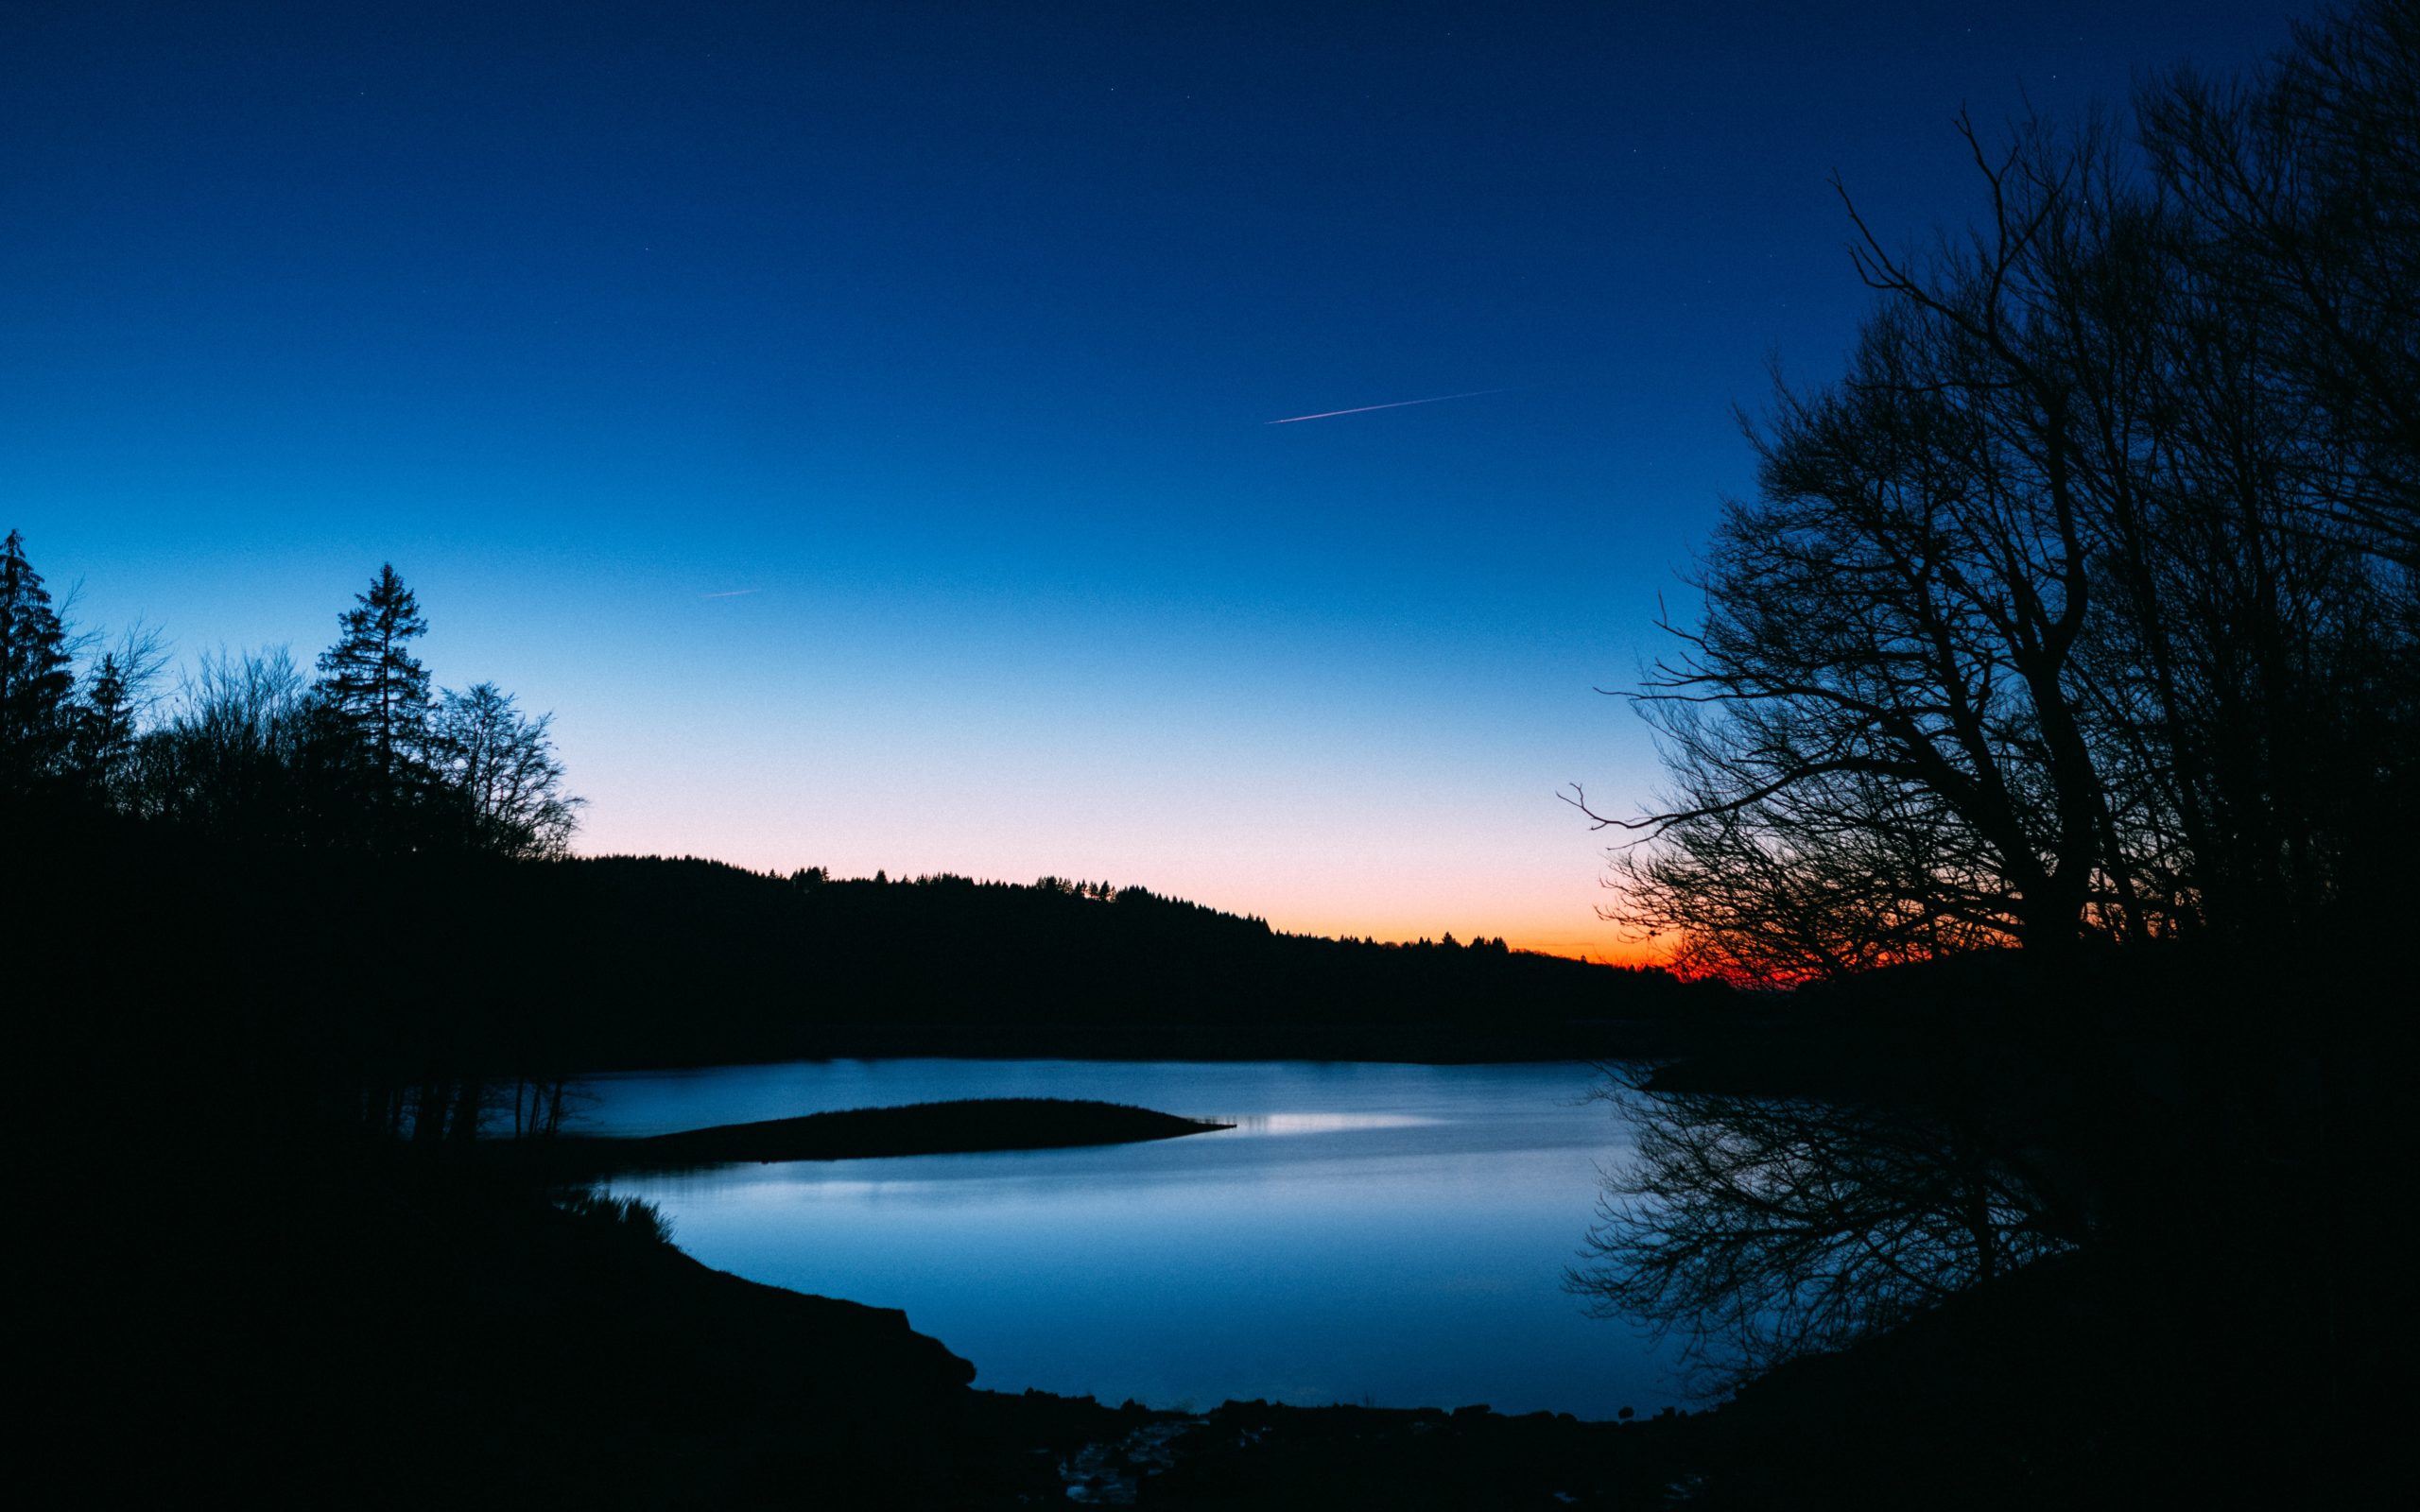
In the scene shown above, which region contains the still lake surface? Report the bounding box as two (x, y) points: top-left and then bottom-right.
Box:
(586, 1059), (1676, 1419)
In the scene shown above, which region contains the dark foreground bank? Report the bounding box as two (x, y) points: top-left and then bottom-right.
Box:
(53, 1129), (2377, 1510)
(38, 1131), (1698, 1510)
(16, 816), (2403, 1506)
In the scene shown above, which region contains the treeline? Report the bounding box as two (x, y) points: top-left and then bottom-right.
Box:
(1584, 1), (2420, 983)
(11, 815), (1713, 1147)
(6, 529), (1714, 1145)
(0, 535), (578, 858)
(3, 536), (588, 1143)
(496, 856), (1719, 1068)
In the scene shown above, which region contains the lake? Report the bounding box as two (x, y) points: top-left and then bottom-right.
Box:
(585, 1058), (1678, 1419)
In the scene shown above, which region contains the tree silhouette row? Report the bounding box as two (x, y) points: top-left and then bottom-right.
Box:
(0, 536), (578, 859)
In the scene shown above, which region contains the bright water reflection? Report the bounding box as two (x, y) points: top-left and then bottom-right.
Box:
(586, 1059), (1674, 1418)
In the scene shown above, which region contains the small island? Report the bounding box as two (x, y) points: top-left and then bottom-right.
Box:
(562, 1097), (1235, 1171)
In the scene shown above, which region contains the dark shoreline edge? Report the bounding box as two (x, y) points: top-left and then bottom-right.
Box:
(555, 1096), (1234, 1171)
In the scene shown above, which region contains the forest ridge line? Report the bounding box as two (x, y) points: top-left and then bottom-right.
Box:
(3, 531), (1717, 1125)
(0, 530), (1621, 967)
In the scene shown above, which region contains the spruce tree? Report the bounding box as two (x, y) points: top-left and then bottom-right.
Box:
(71, 652), (133, 790)
(69, 625), (165, 799)
(0, 529), (74, 791)
(315, 563), (432, 797)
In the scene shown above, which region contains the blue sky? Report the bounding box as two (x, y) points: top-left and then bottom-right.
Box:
(4, 1), (2310, 955)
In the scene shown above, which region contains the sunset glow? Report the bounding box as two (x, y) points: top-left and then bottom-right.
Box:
(5, 1), (2307, 965)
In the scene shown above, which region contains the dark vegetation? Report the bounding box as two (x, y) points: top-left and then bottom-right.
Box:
(1101, 1400), (1705, 1509)
(1558, 7), (2416, 1502)
(6, 540), (1711, 1503)
(2, 528), (1719, 1132)
(1574, 9), (2420, 983)
(497, 856), (1721, 1068)
(1568, 945), (2406, 1505)
(558, 1097), (1234, 1171)
(10, 5), (2412, 1505)
(9, 755), (1707, 1505)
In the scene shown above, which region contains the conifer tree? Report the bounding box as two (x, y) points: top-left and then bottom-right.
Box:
(72, 653), (133, 787)
(315, 563), (432, 795)
(0, 529), (74, 791)
(69, 626), (165, 799)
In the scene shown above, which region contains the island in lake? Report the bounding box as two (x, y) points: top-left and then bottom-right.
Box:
(559, 1096), (1233, 1170)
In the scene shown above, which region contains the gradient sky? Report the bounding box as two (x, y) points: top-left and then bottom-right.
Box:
(4, 1), (2310, 959)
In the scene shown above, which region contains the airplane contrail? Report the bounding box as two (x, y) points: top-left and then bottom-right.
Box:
(700, 589), (761, 598)
(1266, 388), (1508, 425)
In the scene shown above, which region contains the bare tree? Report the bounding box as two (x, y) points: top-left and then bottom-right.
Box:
(2141, 0), (2420, 566)
(424, 682), (582, 859)
(1582, 45), (2415, 974)
(1577, 160), (2146, 974)
(125, 647), (318, 833)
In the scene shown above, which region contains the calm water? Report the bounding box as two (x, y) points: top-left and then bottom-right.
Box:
(585, 1059), (1676, 1418)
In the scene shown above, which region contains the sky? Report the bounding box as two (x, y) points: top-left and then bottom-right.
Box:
(3, 0), (2313, 960)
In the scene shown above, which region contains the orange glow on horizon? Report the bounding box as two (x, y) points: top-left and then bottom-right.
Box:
(1265, 910), (1668, 970)
(1503, 932), (1666, 969)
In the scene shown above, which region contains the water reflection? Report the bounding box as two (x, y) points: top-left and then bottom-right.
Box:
(1216, 1112), (1438, 1136)
(584, 1059), (1677, 1418)
(1565, 1074), (2081, 1386)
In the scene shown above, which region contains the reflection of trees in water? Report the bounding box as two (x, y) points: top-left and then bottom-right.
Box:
(1567, 1076), (2082, 1385)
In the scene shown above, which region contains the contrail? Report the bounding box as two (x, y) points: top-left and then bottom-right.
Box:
(700, 589), (760, 598)
(1266, 388), (1508, 425)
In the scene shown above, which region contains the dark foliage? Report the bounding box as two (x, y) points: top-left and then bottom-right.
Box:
(495, 856), (1716, 1070)
(1564, 936), (2410, 1505)
(314, 561), (431, 789)
(553, 1186), (679, 1246)
(6, 794), (1738, 1506)
(1580, 2), (2420, 983)
(0, 527), (75, 792)
(1555, 16), (2415, 1502)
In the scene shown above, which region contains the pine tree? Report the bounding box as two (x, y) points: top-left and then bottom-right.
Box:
(315, 563), (432, 796)
(0, 529), (75, 791)
(65, 624), (165, 801)
(71, 652), (134, 789)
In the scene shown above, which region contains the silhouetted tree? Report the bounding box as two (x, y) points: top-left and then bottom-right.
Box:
(315, 564), (431, 802)
(74, 655), (129, 771)
(2142, 0), (2419, 566)
(425, 682), (582, 858)
(508, 1069), (590, 1139)
(123, 648), (364, 846)
(2135, 0), (2420, 929)
(69, 626), (168, 799)
(1583, 12), (2418, 977)
(0, 529), (75, 792)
